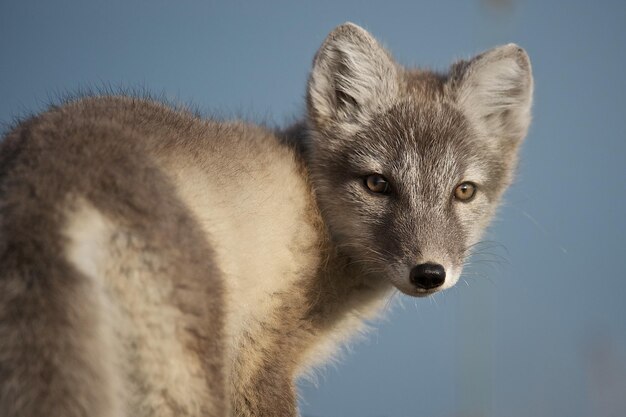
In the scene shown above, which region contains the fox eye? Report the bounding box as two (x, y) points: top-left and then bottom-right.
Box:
(365, 174), (391, 194)
(454, 182), (477, 201)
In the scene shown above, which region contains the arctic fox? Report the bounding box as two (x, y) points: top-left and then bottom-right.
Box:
(0, 23), (532, 416)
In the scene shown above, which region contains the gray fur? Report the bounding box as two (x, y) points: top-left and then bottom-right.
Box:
(0, 23), (532, 416)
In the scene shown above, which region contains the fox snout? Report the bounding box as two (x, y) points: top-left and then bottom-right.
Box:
(409, 263), (446, 290)
(390, 257), (459, 297)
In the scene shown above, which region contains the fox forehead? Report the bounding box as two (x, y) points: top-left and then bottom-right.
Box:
(345, 99), (481, 172)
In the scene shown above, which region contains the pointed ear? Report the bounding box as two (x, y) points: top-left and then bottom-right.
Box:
(450, 44), (533, 146)
(307, 23), (399, 132)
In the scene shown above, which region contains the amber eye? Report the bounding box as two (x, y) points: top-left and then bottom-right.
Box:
(454, 182), (477, 201)
(365, 174), (391, 194)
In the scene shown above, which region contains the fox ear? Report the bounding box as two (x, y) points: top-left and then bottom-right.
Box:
(450, 44), (533, 146)
(307, 23), (399, 132)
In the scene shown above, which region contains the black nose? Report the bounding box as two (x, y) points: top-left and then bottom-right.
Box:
(410, 263), (446, 290)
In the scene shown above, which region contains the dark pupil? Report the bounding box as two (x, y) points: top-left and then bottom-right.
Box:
(369, 176), (386, 192)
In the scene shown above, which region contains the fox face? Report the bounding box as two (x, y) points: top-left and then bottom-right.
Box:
(305, 23), (533, 296)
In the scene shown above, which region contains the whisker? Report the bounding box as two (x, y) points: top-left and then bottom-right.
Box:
(511, 206), (568, 255)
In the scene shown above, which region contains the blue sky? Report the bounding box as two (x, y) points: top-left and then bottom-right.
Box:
(1, 1), (625, 416)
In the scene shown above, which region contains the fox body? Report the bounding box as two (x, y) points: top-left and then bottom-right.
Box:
(0, 23), (532, 416)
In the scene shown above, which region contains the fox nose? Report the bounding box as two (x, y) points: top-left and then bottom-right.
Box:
(410, 263), (446, 290)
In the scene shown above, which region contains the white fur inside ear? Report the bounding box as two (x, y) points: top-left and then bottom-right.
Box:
(308, 23), (399, 128)
(456, 44), (533, 143)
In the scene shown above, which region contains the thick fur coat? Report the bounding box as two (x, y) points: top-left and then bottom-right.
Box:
(0, 23), (532, 416)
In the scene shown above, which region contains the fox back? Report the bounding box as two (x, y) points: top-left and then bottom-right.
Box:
(0, 23), (532, 417)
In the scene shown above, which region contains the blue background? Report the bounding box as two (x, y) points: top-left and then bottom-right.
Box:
(1, 1), (625, 416)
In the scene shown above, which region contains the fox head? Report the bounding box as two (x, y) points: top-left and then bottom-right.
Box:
(305, 23), (533, 296)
